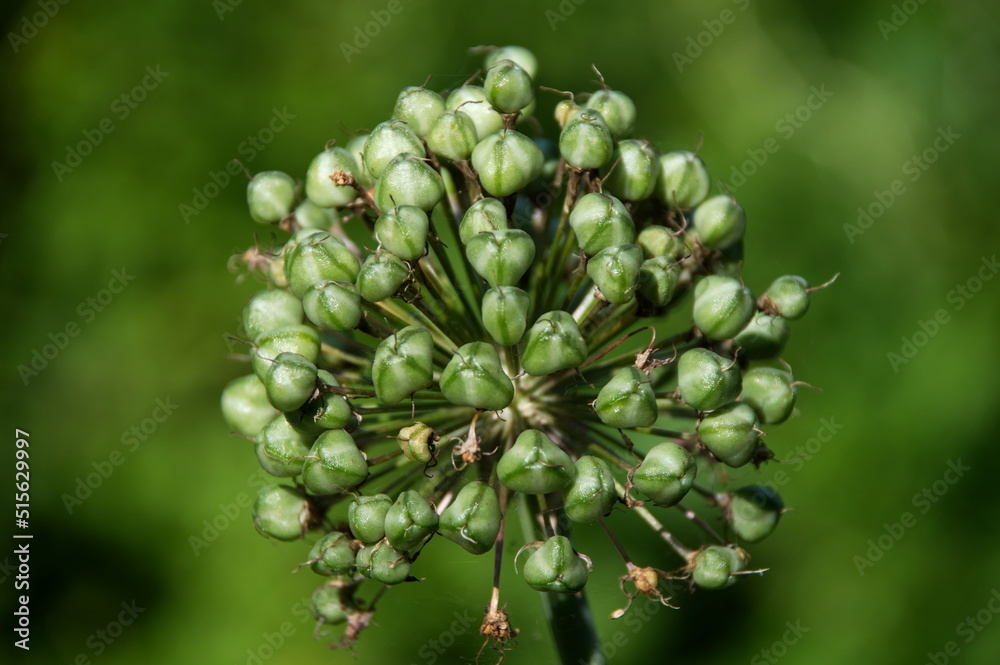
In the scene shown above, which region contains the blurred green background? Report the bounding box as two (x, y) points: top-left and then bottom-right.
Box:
(3, 0), (999, 663)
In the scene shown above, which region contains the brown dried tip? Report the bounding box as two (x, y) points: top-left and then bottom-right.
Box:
(613, 565), (678, 618)
(330, 169), (356, 187)
(478, 605), (518, 663)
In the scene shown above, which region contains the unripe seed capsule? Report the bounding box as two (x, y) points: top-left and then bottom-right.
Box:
(396, 422), (436, 464)
(482, 286), (531, 346)
(585, 89), (637, 139)
(345, 134), (374, 189)
(587, 244), (643, 304)
(554, 99), (580, 128)
(265, 352), (319, 412)
(522, 536), (589, 593)
(631, 442), (697, 506)
(285, 234), (361, 299)
(484, 45), (539, 79)
(440, 342), (514, 411)
(356, 542), (411, 585)
(692, 195), (746, 250)
(603, 139), (658, 201)
(697, 403), (760, 467)
(302, 281), (362, 332)
(438, 481), (502, 554)
(637, 255), (681, 307)
(564, 456), (617, 523)
(221, 374), (278, 438)
(300, 370), (352, 430)
(310, 584), (349, 625)
(691, 545), (747, 589)
(569, 192), (635, 255)
(595, 366), (658, 428)
(459, 197), (508, 245)
(305, 147), (359, 208)
(393, 86), (445, 138)
(520, 310), (588, 376)
(636, 226), (686, 260)
(251, 324), (321, 381)
(309, 532), (356, 576)
(497, 429), (575, 494)
(446, 85), (504, 139)
(677, 348), (742, 412)
(728, 485), (784, 543)
(294, 199), (339, 230)
(472, 130), (545, 197)
(363, 121), (425, 179)
(655, 151), (710, 209)
(373, 153), (444, 213)
(356, 251), (410, 302)
(302, 429), (368, 494)
(762, 275), (810, 320)
(426, 111), (479, 162)
(253, 484), (311, 541)
(484, 59), (535, 114)
(255, 414), (315, 477)
(247, 171), (296, 224)
(740, 367), (796, 424)
(732, 312), (790, 359)
(373, 205), (430, 261)
(559, 109), (614, 169)
(243, 289), (304, 341)
(371, 326), (434, 405)
(385, 490), (439, 552)
(466, 229), (536, 287)
(692, 275), (755, 341)
(348, 494), (393, 543)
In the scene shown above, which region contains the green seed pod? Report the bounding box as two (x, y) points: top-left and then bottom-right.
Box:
(305, 147), (359, 208)
(459, 197), (508, 245)
(285, 233), (361, 299)
(243, 289), (304, 341)
(595, 366), (658, 429)
(692, 275), (755, 341)
(396, 422), (436, 464)
(471, 130), (544, 197)
(587, 244), (643, 304)
(482, 286), (531, 346)
(221, 374), (277, 438)
(300, 371), (352, 430)
(762, 275), (810, 320)
(691, 545), (747, 589)
(497, 429), (575, 494)
(465, 229), (536, 287)
(564, 456), (617, 523)
(440, 342), (514, 411)
(302, 281), (362, 332)
(728, 485), (784, 543)
(247, 170), (296, 224)
(255, 413), (315, 477)
(373, 153), (444, 213)
(554, 99), (581, 128)
(522, 536), (588, 593)
(363, 121), (425, 180)
(309, 531), (356, 576)
(348, 494), (393, 543)
(385, 490), (439, 552)
(603, 139), (658, 202)
(637, 255), (681, 307)
(631, 442), (697, 506)
(484, 45), (538, 79)
(310, 584), (349, 625)
(677, 348), (742, 412)
(485, 59), (534, 114)
(559, 109), (614, 169)
(357, 251), (410, 302)
(585, 89), (637, 139)
(692, 195), (746, 250)
(446, 85), (504, 139)
(732, 312), (790, 359)
(438, 481), (502, 554)
(520, 310), (587, 376)
(356, 542), (410, 585)
(426, 111), (479, 162)
(372, 326), (434, 405)
(568, 192), (635, 255)
(655, 151), (711, 209)
(636, 226), (686, 260)
(740, 367), (796, 424)
(373, 205), (430, 261)
(264, 352), (319, 412)
(302, 429), (368, 494)
(393, 86), (446, 138)
(345, 133), (374, 189)
(253, 484), (311, 541)
(697, 403), (760, 467)
(294, 198), (339, 230)
(251, 324), (320, 381)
